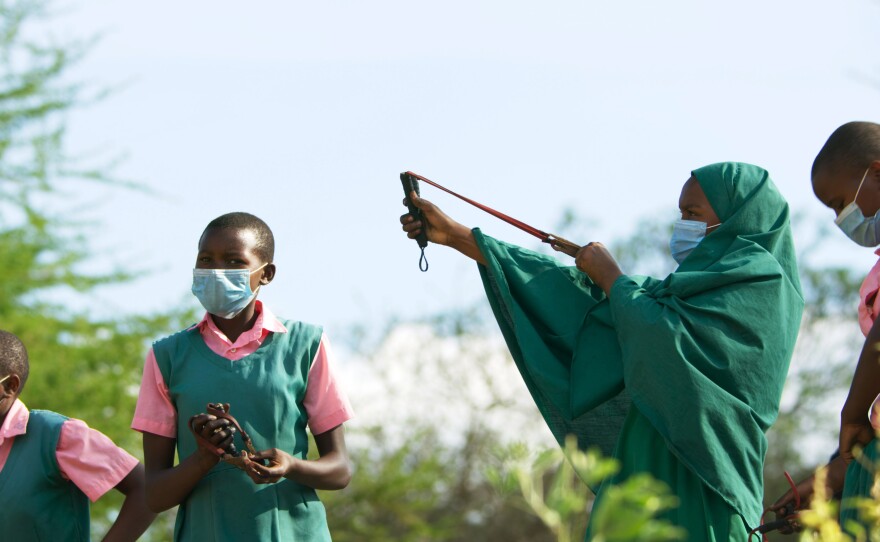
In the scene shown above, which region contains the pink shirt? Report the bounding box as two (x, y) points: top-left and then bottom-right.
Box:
(0, 399), (138, 502)
(859, 250), (880, 429)
(132, 301), (353, 437)
(859, 249), (880, 336)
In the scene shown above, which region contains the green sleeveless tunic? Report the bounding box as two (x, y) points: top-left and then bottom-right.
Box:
(0, 409), (90, 541)
(154, 320), (331, 542)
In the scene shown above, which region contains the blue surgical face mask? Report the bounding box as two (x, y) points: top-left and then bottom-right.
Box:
(191, 263), (268, 319)
(835, 167), (880, 247)
(670, 219), (720, 264)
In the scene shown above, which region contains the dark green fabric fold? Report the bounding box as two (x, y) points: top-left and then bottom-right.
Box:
(475, 162), (804, 527)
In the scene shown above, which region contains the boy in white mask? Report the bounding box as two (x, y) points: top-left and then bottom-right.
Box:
(132, 212), (353, 541)
(772, 121), (880, 531)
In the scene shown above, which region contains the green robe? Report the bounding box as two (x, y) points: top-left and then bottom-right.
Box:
(474, 162), (804, 540)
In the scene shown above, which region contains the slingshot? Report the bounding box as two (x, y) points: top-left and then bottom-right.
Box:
(748, 471), (801, 540)
(189, 402), (261, 472)
(400, 171), (582, 271)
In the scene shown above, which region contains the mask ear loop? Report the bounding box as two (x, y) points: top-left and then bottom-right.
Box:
(419, 248), (429, 272)
(852, 166), (871, 207)
(250, 263), (270, 289)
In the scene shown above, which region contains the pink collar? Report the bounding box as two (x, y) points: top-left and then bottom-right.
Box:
(196, 300), (288, 345)
(0, 399), (29, 443)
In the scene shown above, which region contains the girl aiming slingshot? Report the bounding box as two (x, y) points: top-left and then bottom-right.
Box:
(398, 164), (804, 540)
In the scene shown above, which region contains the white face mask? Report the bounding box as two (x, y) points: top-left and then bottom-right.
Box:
(835, 167), (879, 247)
(191, 263), (267, 319)
(670, 219), (720, 264)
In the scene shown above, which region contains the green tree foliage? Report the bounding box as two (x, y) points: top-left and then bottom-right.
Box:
(0, 1), (189, 537)
(323, 310), (566, 541)
(1, 2), (869, 539)
(321, 423), (559, 542)
(488, 436), (685, 542)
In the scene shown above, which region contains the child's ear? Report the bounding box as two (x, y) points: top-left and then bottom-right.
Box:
(260, 263), (276, 285)
(1, 374), (22, 398)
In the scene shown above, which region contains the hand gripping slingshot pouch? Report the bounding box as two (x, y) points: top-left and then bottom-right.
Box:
(399, 171), (582, 271)
(189, 403), (260, 472)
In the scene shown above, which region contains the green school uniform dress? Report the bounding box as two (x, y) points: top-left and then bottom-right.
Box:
(474, 162), (804, 540)
(154, 320), (331, 542)
(0, 410), (90, 541)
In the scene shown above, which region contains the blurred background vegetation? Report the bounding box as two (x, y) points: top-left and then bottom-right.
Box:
(0, 0), (872, 540)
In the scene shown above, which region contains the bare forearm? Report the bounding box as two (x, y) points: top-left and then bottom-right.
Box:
(102, 492), (155, 542)
(145, 453), (216, 512)
(102, 465), (156, 542)
(445, 225), (487, 265)
(841, 325), (880, 424)
(285, 451), (352, 490)
(827, 455), (847, 495)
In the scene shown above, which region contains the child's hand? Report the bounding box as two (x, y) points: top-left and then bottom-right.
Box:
(768, 473), (814, 529)
(190, 413), (235, 460)
(839, 420), (875, 464)
(400, 192), (468, 247)
(246, 448), (296, 484)
(575, 242), (623, 296)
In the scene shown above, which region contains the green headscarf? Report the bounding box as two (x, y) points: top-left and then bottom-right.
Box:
(475, 162), (803, 524)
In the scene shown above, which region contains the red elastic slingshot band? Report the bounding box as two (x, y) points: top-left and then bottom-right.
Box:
(404, 171), (581, 257)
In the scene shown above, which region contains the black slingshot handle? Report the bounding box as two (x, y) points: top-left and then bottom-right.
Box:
(401, 172), (429, 271)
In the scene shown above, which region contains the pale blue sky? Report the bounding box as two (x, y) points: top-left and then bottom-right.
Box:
(49, 0), (880, 335)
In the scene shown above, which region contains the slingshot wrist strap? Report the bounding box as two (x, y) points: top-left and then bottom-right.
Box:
(404, 171), (581, 256)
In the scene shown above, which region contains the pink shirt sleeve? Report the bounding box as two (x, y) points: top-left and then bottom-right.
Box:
(860, 251), (880, 430)
(858, 250), (880, 337)
(131, 348), (178, 438)
(304, 334), (354, 435)
(56, 419), (138, 502)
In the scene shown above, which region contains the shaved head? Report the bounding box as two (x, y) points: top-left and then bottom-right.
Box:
(812, 121), (880, 180)
(0, 330), (28, 391)
(201, 212), (275, 263)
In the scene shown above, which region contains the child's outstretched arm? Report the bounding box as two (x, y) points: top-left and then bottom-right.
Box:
(248, 424), (352, 490)
(839, 320), (880, 463)
(101, 463), (156, 542)
(142, 414), (235, 511)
